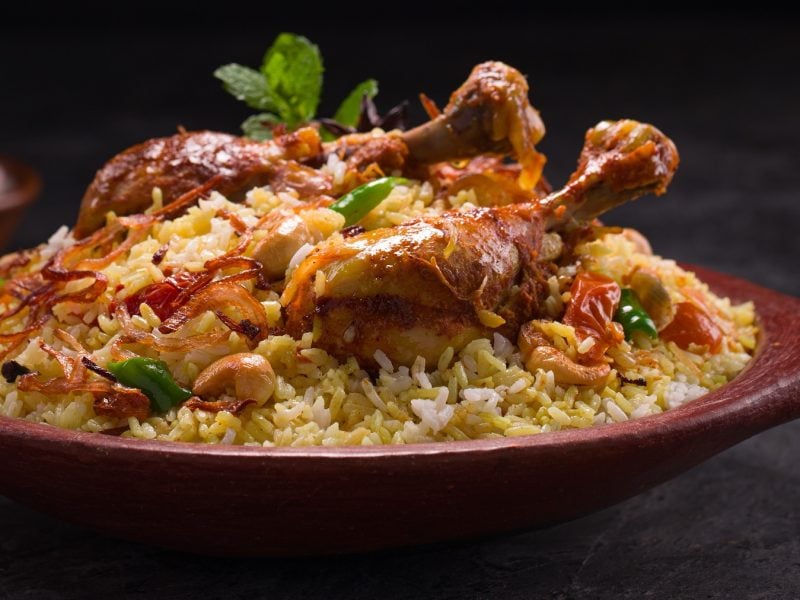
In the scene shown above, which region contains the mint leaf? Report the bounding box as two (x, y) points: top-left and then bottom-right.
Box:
(213, 64), (275, 112)
(261, 33), (323, 127)
(334, 79), (378, 127)
(215, 33), (382, 140)
(241, 113), (281, 141)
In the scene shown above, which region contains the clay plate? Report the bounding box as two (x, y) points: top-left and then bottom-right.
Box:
(0, 265), (798, 556)
(0, 156), (40, 250)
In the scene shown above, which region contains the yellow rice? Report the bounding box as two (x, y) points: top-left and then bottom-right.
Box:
(0, 179), (756, 445)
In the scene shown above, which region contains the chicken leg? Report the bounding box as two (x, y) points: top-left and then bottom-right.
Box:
(282, 119), (679, 368)
(401, 61), (547, 190)
(75, 62), (546, 237)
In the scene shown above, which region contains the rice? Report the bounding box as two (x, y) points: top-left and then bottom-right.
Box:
(0, 183), (757, 446)
(665, 381), (709, 409)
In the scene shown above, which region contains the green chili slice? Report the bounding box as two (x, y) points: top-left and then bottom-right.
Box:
(329, 177), (409, 227)
(614, 288), (658, 341)
(107, 357), (192, 413)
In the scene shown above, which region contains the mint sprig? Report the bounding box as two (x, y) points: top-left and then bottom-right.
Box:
(213, 64), (275, 112)
(215, 33), (382, 141)
(261, 33), (323, 128)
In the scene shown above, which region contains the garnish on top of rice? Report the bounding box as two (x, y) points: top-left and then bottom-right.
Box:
(0, 43), (755, 445)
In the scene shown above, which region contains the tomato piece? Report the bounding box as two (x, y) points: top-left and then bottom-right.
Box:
(563, 272), (623, 362)
(660, 301), (723, 353)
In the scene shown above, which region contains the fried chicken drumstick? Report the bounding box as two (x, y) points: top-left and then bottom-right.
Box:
(74, 62), (546, 237)
(282, 120), (679, 368)
(70, 59), (678, 371)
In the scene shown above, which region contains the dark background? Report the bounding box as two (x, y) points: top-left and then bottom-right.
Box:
(1, 12), (799, 599)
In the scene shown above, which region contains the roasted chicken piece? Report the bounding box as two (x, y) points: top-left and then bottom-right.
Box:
(282, 119), (679, 368)
(74, 128), (328, 237)
(75, 62), (547, 237)
(401, 61), (546, 191)
(333, 61), (547, 190)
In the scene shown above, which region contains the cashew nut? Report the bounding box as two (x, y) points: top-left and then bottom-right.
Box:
(518, 321), (610, 386)
(192, 353), (276, 406)
(629, 267), (674, 330)
(252, 212), (315, 280)
(252, 209), (344, 281)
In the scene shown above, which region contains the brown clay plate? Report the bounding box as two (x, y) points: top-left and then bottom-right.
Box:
(0, 265), (798, 557)
(0, 157), (40, 250)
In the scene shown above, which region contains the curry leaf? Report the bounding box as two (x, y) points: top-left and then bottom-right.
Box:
(213, 64), (275, 112)
(261, 33), (323, 127)
(334, 79), (379, 127)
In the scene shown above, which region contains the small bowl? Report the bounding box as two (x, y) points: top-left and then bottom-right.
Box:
(0, 266), (798, 556)
(0, 157), (41, 250)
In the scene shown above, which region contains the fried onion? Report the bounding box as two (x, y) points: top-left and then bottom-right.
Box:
(158, 280), (268, 341)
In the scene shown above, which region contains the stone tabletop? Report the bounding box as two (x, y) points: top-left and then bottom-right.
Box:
(0, 16), (798, 599)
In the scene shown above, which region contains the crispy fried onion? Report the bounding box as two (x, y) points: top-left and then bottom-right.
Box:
(0, 251), (32, 279)
(0, 228), (120, 325)
(0, 178), (225, 353)
(41, 265), (108, 307)
(115, 278), (267, 354)
(158, 280), (268, 339)
(1, 276), (53, 321)
(0, 221), (151, 358)
(115, 303), (230, 353)
(41, 217), (156, 308)
(183, 396), (256, 415)
(16, 332), (149, 420)
(0, 315), (50, 362)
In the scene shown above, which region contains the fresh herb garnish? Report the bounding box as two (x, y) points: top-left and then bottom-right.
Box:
(260, 33), (323, 128)
(215, 33), (402, 140)
(215, 33), (322, 140)
(333, 79), (378, 128)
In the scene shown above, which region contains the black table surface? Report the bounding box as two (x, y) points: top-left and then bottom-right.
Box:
(1, 16), (798, 599)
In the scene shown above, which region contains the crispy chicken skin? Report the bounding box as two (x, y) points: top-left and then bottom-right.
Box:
(283, 120), (679, 368)
(76, 131), (265, 237)
(74, 129), (328, 237)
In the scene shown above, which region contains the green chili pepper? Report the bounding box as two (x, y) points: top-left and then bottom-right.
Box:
(614, 288), (658, 341)
(107, 357), (192, 413)
(329, 177), (409, 226)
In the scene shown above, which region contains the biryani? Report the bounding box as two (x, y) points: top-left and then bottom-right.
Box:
(0, 47), (755, 446)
